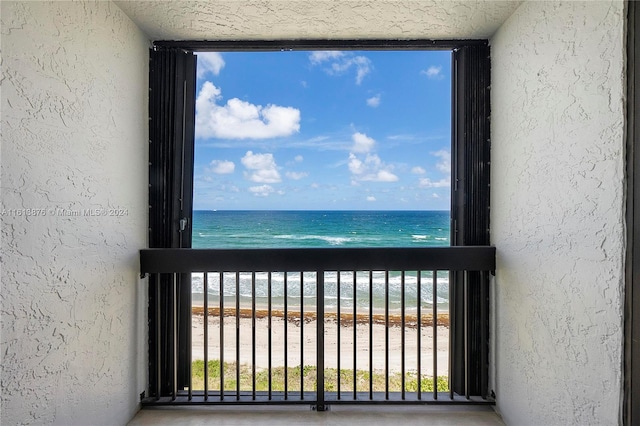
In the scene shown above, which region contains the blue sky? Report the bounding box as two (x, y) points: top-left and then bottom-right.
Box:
(193, 50), (451, 211)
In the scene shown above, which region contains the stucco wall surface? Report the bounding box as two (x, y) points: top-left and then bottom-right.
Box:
(1, 1), (149, 424)
(490, 1), (625, 424)
(115, 0), (522, 41)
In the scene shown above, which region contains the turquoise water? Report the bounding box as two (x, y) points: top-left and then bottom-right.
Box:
(192, 210), (449, 249)
(191, 210), (450, 310)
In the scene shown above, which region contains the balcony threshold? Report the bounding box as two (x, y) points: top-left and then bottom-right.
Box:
(142, 391), (495, 407)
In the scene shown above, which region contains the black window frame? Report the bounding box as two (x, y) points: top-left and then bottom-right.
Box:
(625, 2), (639, 424)
(147, 39), (491, 399)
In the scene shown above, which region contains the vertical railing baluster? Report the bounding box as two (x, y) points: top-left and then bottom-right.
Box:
(268, 272), (272, 400)
(252, 272), (256, 401)
(172, 273), (177, 401)
(155, 273), (161, 401)
(464, 271), (469, 400)
(353, 271), (357, 401)
(417, 271), (422, 401)
(401, 271), (405, 400)
(480, 270), (489, 399)
(316, 271), (325, 411)
(220, 272), (224, 400)
(385, 270), (389, 400)
(204, 273), (209, 401)
(189, 275), (193, 401)
(284, 272), (288, 400)
(433, 270), (438, 400)
(449, 270), (453, 401)
(236, 271), (240, 401)
(300, 272), (305, 400)
(369, 271), (373, 401)
(337, 271), (341, 399)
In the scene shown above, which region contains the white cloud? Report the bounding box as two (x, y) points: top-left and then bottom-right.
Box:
(374, 170), (399, 182)
(419, 177), (450, 188)
(196, 82), (301, 140)
(351, 57), (372, 85)
(310, 52), (372, 85)
(348, 153), (398, 182)
(241, 151), (281, 183)
(387, 134), (413, 140)
(411, 166), (426, 175)
(366, 196), (376, 202)
(366, 95), (381, 108)
(351, 132), (376, 154)
(347, 131), (398, 183)
(209, 160), (235, 174)
(309, 51), (346, 64)
(286, 171), (308, 180)
(422, 65), (444, 80)
(432, 149), (451, 173)
(294, 155), (304, 162)
(348, 154), (363, 175)
(197, 52), (225, 77)
(432, 193), (440, 199)
(413, 150), (450, 188)
(249, 185), (275, 197)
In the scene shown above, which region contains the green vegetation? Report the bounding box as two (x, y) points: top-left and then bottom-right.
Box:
(192, 360), (448, 393)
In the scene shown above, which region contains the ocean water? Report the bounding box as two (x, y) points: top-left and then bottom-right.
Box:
(193, 210), (449, 249)
(191, 210), (450, 311)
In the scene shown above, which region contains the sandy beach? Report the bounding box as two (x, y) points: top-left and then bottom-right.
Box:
(191, 308), (450, 377)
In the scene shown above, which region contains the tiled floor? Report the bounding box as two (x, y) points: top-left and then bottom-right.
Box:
(128, 405), (505, 425)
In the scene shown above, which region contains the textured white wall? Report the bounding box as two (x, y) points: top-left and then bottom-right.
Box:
(490, 1), (625, 424)
(115, 0), (522, 41)
(1, 2), (149, 425)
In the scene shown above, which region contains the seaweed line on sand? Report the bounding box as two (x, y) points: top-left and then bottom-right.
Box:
(192, 307), (450, 328)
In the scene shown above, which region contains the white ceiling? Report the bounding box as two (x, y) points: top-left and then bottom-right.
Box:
(115, 1), (522, 42)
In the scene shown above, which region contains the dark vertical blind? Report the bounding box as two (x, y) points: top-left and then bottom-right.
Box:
(450, 43), (491, 398)
(148, 48), (196, 249)
(148, 48), (197, 396)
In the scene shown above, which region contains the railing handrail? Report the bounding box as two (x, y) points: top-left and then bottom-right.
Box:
(140, 246), (495, 274)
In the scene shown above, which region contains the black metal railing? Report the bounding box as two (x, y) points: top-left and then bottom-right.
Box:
(140, 246), (495, 409)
